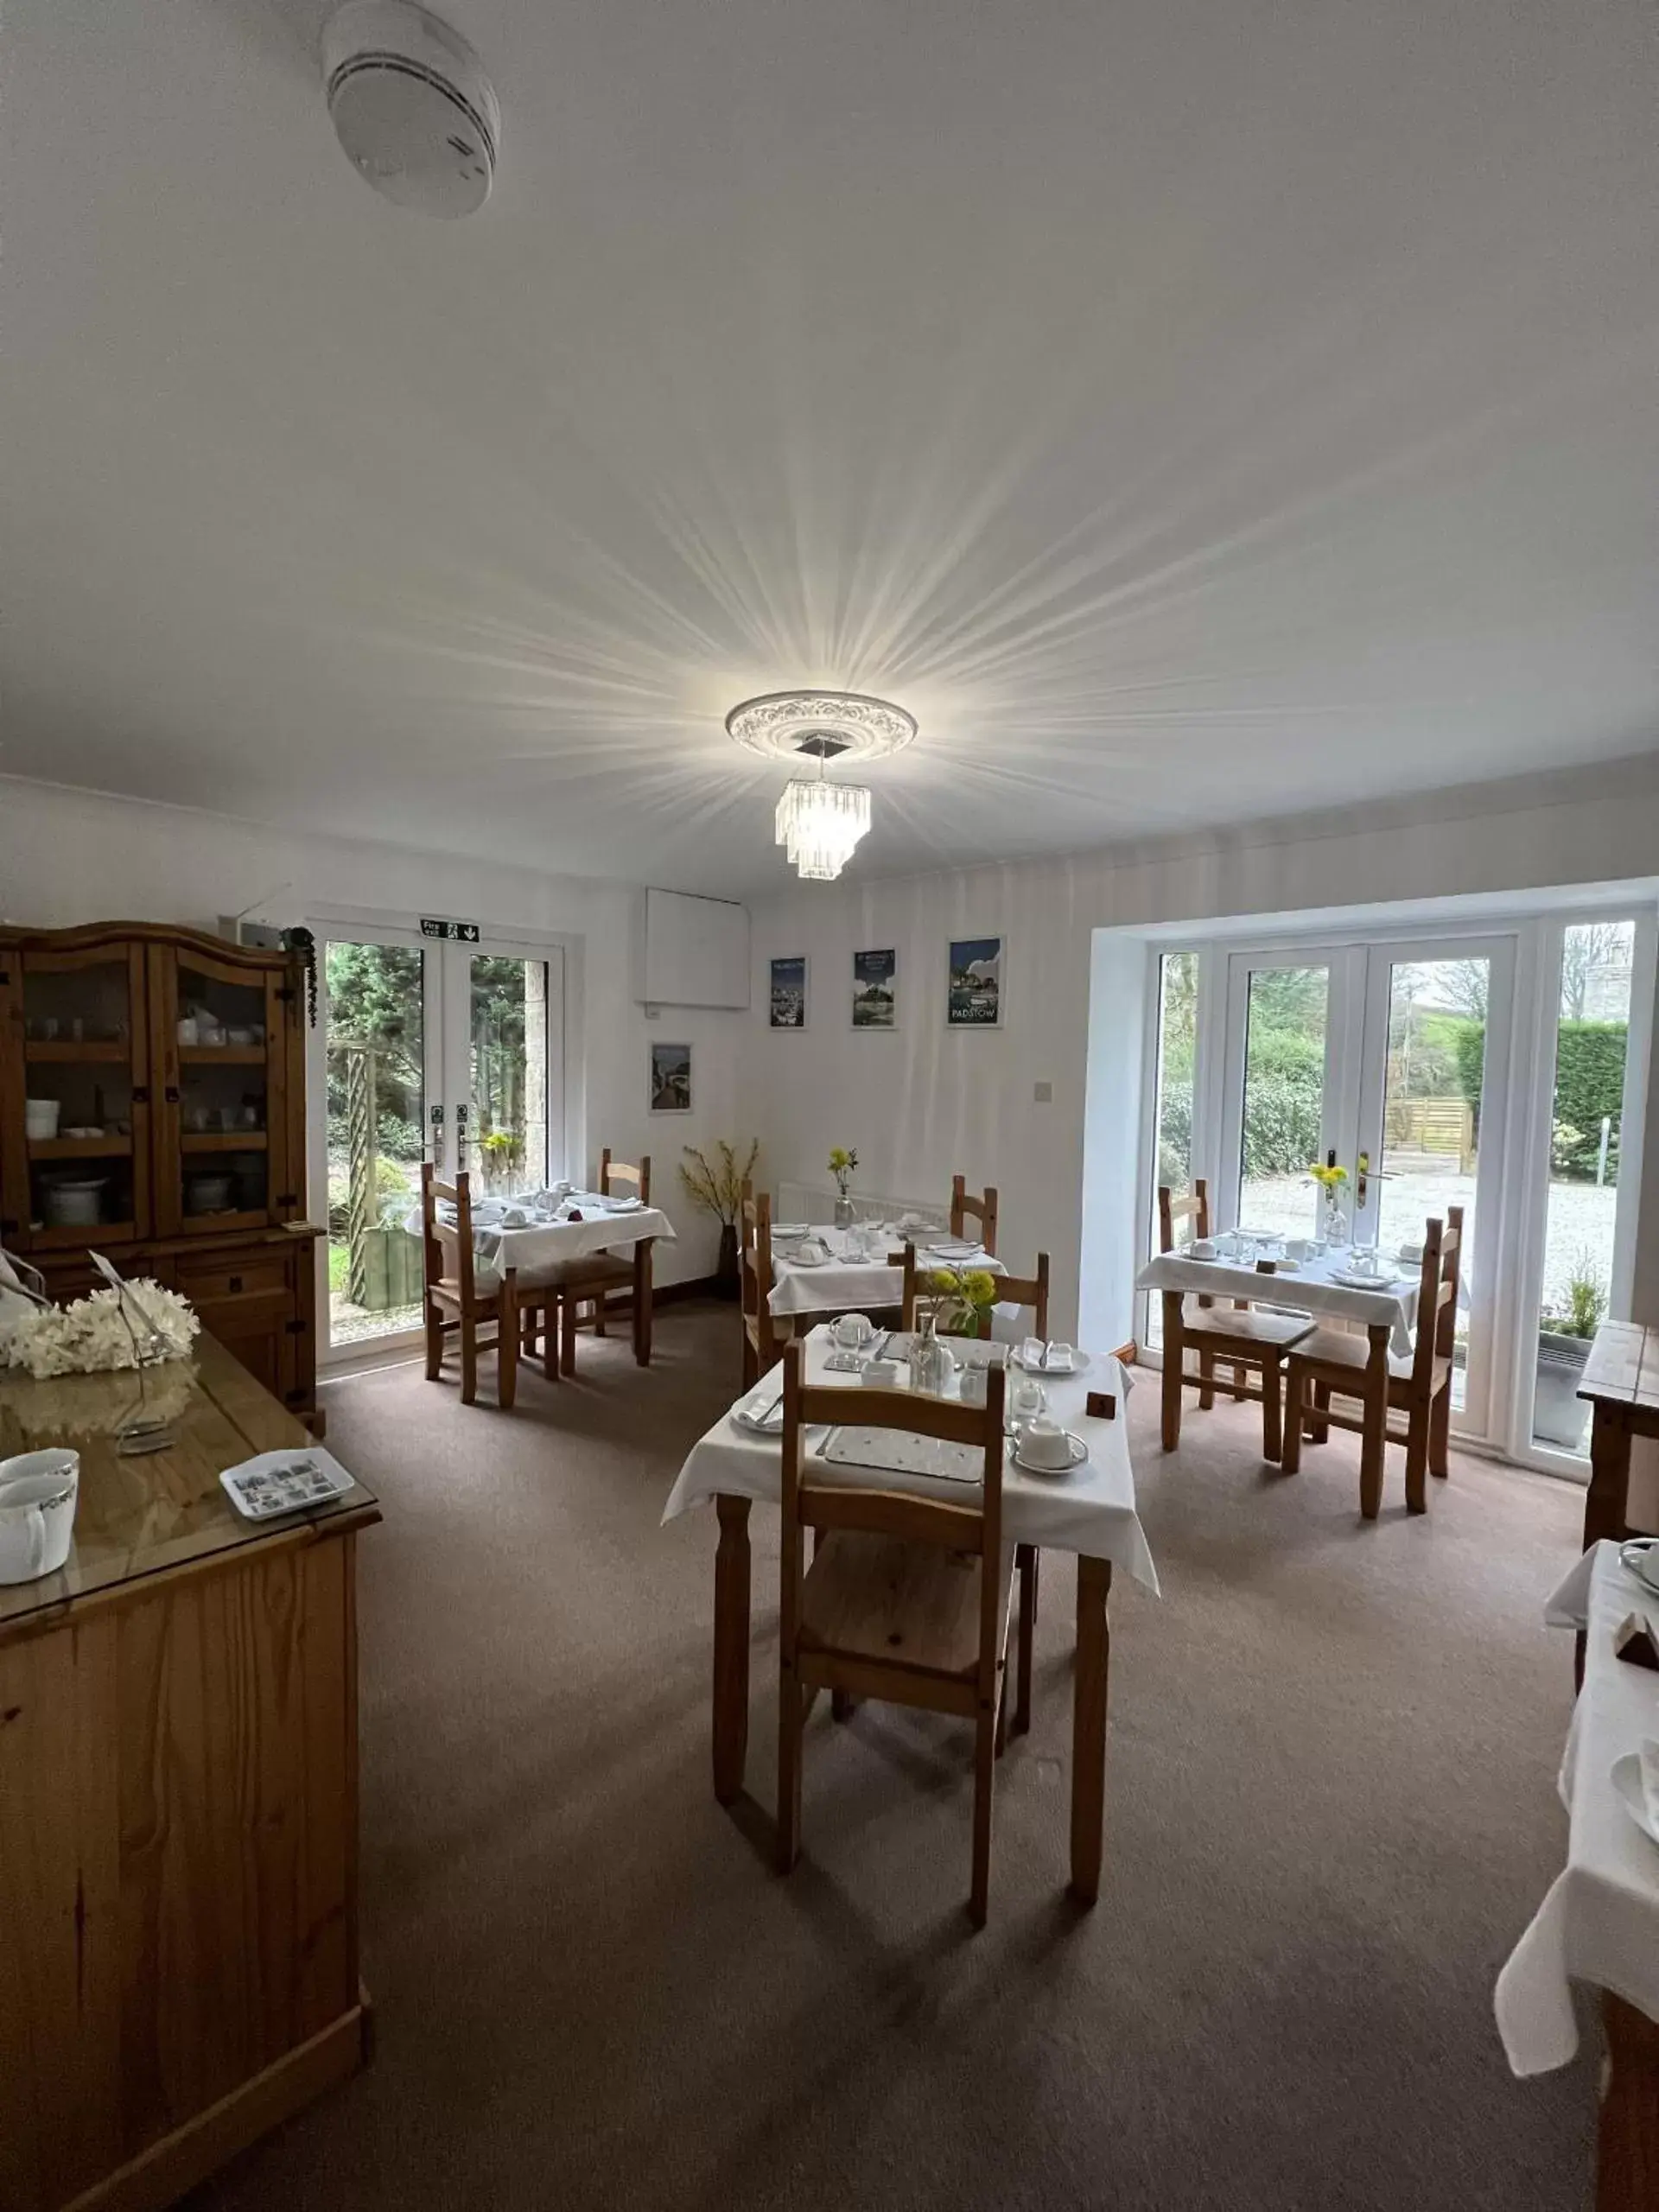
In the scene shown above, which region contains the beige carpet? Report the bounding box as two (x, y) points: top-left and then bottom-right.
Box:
(189, 1304), (1598, 2212)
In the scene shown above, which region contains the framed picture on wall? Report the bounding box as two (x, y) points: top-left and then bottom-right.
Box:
(769, 956), (808, 1029)
(946, 936), (1004, 1028)
(852, 946), (897, 1028)
(649, 1039), (692, 1112)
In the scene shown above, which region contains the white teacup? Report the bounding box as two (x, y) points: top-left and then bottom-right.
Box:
(1019, 1417), (1073, 1471)
(1284, 1238), (1311, 1262)
(1189, 1238), (1217, 1260)
(499, 1206), (528, 1228)
(1398, 1241), (1425, 1266)
(832, 1312), (874, 1352)
(0, 1449), (79, 1585)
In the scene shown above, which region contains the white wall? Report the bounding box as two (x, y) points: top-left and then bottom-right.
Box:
(742, 753), (1659, 1338)
(0, 778), (745, 1285)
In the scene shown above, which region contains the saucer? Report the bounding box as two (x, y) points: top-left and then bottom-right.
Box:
(1332, 1268), (1399, 1291)
(1011, 1431), (1088, 1476)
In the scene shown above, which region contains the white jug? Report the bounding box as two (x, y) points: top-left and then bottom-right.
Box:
(0, 1449), (79, 1585)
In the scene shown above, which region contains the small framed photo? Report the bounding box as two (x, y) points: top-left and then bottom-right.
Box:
(650, 1040), (692, 1112)
(947, 936), (1003, 1028)
(769, 956), (808, 1029)
(852, 946), (897, 1029)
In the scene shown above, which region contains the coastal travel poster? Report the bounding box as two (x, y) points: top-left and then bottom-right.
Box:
(947, 936), (1002, 1027)
(852, 947), (897, 1028)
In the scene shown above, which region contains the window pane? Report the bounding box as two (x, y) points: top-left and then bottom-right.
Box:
(468, 957), (550, 1194)
(325, 941), (426, 1348)
(1533, 921), (1634, 1454)
(1147, 951), (1198, 1348)
(1376, 958), (1486, 1408)
(1238, 965), (1329, 1240)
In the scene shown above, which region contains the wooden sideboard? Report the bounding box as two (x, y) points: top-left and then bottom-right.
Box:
(0, 1336), (378, 2212)
(0, 921), (323, 1425)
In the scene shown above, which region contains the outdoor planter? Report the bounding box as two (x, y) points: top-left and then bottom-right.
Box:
(1535, 1327), (1592, 1450)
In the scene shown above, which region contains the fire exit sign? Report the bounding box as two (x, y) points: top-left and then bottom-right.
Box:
(420, 917), (480, 942)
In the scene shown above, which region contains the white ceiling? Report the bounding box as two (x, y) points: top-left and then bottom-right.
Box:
(3, 0), (1656, 896)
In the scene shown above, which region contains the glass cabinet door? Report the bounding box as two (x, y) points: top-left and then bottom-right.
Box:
(9, 943), (150, 1249)
(149, 945), (293, 1236)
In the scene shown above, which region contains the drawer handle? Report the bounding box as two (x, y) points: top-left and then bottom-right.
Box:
(228, 1274), (243, 1294)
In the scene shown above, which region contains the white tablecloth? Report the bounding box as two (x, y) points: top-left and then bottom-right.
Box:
(1494, 1541), (1659, 2074)
(404, 1192), (676, 1287)
(662, 1325), (1159, 1590)
(769, 1227), (1010, 1321)
(1136, 1248), (1420, 1359)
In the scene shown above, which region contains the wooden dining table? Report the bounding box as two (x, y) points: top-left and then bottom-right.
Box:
(663, 1328), (1159, 1903)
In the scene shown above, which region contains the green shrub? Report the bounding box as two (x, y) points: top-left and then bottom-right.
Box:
(1241, 1072), (1324, 1177)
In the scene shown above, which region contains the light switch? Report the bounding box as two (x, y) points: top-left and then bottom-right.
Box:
(1033, 1080), (1053, 1103)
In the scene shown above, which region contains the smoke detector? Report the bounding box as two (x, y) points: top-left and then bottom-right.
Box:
(322, 1), (499, 218)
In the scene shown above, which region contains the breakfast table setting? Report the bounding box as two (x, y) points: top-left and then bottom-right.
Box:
(1495, 1535), (1659, 2208)
(403, 1181), (676, 1283)
(664, 1317), (1158, 1904)
(767, 1217), (1006, 1321)
(1136, 1229), (1429, 1455)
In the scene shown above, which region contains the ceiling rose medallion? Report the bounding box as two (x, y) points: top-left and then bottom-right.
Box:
(725, 690), (917, 882)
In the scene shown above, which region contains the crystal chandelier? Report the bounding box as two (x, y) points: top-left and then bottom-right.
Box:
(726, 689), (916, 884)
(774, 766), (872, 880)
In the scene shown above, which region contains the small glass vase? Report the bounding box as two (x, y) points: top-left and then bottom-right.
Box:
(1320, 1185), (1349, 1250)
(833, 1192), (855, 1230)
(907, 1309), (956, 1397)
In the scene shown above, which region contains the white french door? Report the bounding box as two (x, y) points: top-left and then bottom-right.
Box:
(308, 923), (565, 1359)
(1211, 933), (1516, 1441)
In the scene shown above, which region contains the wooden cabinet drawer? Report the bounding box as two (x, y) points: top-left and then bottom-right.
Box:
(173, 1254), (292, 1303)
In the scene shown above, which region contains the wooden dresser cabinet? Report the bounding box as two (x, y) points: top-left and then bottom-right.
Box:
(0, 923), (322, 1424)
(0, 1338), (377, 2212)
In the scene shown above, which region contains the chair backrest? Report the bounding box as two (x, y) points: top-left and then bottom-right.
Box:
(599, 1147), (651, 1204)
(950, 1175), (999, 1257)
(779, 1341), (1007, 1699)
(1410, 1206), (1464, 1391)
(421, 1160), (477, 1303)
(741, 1181), (779, 1364)
(992, 1252), (1049, 1341)
(1158, 1179), (1211, 1254)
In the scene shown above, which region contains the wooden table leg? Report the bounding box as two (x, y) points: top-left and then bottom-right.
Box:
(1579, 1405), (1636, 1684)
(1069, 1554), (1112, 1905)
(713, 1494), (752, 1805)
(633, 1238), (655, 1366)
(1586, 1405), (1635, 1549)
(1160, 1292), (1185, 1452)
(1598, 1993), (1659, 2212)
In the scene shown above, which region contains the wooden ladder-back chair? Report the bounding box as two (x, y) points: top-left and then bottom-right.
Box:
(555, 1150), (654, 1374)
(421, 1163), (520, 1408)
(1157, 1179), (1313, 1459)
(950, 1175), (999, 1257)
(1282, 1207), (1464, 1519)
(980, 1253), (1049, 1739)
(740, 1180), (788, 1389)
(778, 1341), (1014, 1926)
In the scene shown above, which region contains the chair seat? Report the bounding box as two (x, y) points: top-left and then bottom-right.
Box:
(431, 1269), (503, 1306)
(535, 1251), (636, 1291)
(1181, 1298), (1313, 1349)
(799, 1530), (1014, 1682)
(1290, 1325), (1447, 1391)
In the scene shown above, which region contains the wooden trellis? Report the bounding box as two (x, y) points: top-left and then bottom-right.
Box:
(341, 1040), (378, 1306)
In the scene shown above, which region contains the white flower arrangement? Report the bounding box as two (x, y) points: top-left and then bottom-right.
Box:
(0, 1280), (200, 1381)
